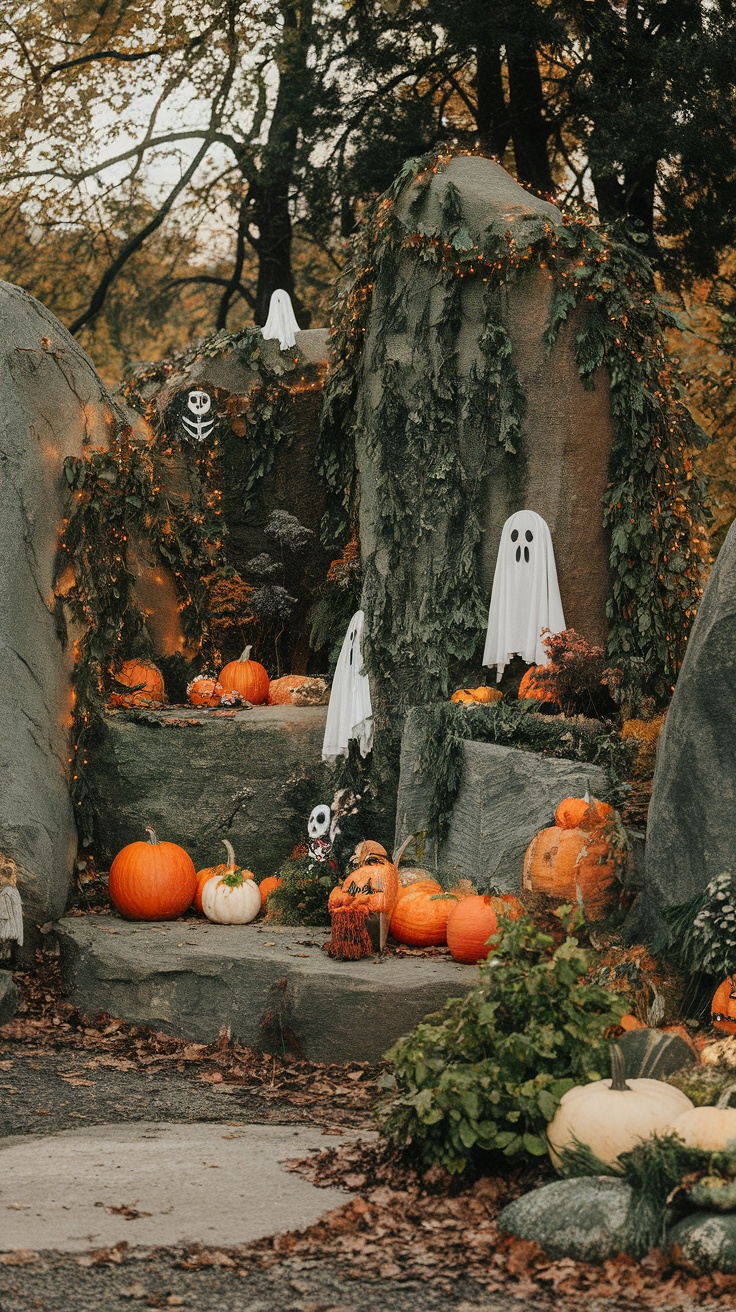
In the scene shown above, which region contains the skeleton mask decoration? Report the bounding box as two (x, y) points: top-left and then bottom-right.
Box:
(482, 510), (566, 681)
(182, 389), (215, 443)
(307, 803), (333, 862)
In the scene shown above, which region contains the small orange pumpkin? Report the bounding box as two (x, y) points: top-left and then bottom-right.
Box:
(518, 665), (556, 704)
(218, 646), (269, 705)
(446, 894), (499, 964)
(268, 675), (311, 705)
(259, 874), (283, 906)
(193, 839), (241, 913)
(187, 675), (224, 707)
(109, 826), (196, 920)
(450, 686), (503, 705)
(390, 879), (452, 946)
(522, 826), (617, 921)
(489, 892), (525, 922)
(109, 659), (165, 708)
(712, 976), (736, 1034)
(555, 795), (615, 831)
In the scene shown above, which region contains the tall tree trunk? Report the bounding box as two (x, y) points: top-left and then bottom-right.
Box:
(245, 0), (313, 326)
(506, 39), (554, 195)
(475, 42), (512, 159)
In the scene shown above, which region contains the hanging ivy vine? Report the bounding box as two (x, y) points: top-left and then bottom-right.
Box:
(318, 147), (709, 712)
(59, 325), (318, 843)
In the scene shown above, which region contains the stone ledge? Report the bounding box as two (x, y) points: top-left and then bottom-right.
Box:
(56, 915), (477, 1064)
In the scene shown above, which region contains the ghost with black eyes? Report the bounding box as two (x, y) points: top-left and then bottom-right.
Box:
(482, 510), (566, 681)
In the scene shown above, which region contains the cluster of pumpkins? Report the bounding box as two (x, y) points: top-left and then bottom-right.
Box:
(448, 667), (554, 708)
(109, 651), (318, 710)
(108, 830), (281, 925)
(546, 1039), (736, 1171)
(523, 794), (621, 921)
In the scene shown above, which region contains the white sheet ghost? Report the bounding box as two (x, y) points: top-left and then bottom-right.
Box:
(261, 289), (300, 351)
(322, 610), (374, 762)
(482, 510), (566, 681)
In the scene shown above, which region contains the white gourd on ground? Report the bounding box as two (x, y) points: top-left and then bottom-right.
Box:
(546, 1047), (694, 1170)
(671, 1094), (736, 1153)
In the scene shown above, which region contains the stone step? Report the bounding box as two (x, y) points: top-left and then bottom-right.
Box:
(56, 916), (477, 1064)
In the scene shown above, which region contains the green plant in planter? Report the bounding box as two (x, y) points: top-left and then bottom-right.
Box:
(377, 910), (626, 1173)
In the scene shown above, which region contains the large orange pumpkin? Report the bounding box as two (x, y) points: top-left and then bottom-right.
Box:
(109, 827), (196, 920)
(518, 665), (556, 705)
(446, 894), (499, 964)
(555, 795), (615, 831)
(522, 825), (617, 921)
(187, 675), (223, 707)
(218, 646), (269, 705)
(390, 879), (453, 946)
(109, 659), (165, 708)
(258, 874), (283, 906)
(712, 976), (736, 1034)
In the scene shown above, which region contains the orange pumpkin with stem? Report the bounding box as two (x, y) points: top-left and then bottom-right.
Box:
(109, 827), (196, 920)
(446, 895), (499, 964)
(390, 879), (450, 946)
(218, 646), (269, 705)
(109, 659), (165, 708)
(518, 665), (556, 705)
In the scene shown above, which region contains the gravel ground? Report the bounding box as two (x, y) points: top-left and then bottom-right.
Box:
(0, 1254), (541, 1312)
(0, 1043), (297, 1137)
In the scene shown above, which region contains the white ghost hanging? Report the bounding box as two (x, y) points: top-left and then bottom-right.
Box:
(482, 510), (565, 681)
(322, 610), (374, 763)
(307, 803), (332, 862)
(261, 289), (300, 351)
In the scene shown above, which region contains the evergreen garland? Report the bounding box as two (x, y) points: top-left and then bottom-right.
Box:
(318, 147), (709, 711)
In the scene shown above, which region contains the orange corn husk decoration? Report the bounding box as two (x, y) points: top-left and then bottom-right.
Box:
(326, 907), (374, 960)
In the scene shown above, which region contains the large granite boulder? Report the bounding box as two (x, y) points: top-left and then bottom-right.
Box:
(394, 706), (608, 889)
(645, 519), (736, 920)
(497, 1177), (636, 1262)
(0, 282), (118, 931)
(356, 154), (616, 724)
(86, 705), (330, 876)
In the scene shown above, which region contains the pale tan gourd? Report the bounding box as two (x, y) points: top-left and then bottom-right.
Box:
(671, 1087), (736, 1153)
(546, 1046), (694, 1170)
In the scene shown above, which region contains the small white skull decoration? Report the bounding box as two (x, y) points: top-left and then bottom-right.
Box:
(182, 389), (215, 443)
(307, 803), (332, 862)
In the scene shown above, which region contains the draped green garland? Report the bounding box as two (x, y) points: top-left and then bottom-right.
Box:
(318, 149), (709, 707)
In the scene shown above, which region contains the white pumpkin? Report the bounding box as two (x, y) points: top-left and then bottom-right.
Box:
(201, 868), (261, 925)
(671, 1095), (736, 1153)
(546, 1047), (694, 1170)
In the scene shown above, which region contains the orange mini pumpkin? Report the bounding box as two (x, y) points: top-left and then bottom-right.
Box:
(446, 895), (499, 964)
(451, 686), (503, 706)
(268, 675), (311, 705)
(218, 646), (269, 705)
(109, 659), (165, 708)
(187, 675), (223, 708)
(522, 826), (617, 921)
(518, 665), (556, 705)
(109, 826), (196, 920)
(712, 976), (736, 1034)
(259, 874), (283, 906)
(555, 795), (615, 831)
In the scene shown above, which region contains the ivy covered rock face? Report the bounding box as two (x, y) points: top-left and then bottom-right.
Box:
(645, 518), (736, 922)
(0, 281), (119, 928)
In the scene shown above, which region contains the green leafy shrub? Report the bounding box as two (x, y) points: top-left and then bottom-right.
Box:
(377, 911), (626, 1174)
(266, 854), (340, 926)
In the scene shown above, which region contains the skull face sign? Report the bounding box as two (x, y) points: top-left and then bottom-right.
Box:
(307, 803), (332, 862)
(182, 389), (215, 443)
